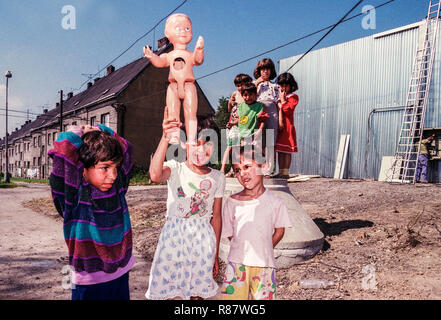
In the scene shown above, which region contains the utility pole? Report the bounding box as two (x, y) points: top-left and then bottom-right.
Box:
(4, 71), (12, 183)
(59, 90), (63, 132)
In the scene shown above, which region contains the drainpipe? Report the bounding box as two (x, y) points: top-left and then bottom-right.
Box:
(364, 106), (406, 178)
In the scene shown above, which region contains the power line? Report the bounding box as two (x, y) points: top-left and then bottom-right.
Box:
(285, 0), (365, 72)
(72, 0), (188, 93)
(2, 0), (397, 126)
(198, 0), (394, 80)
(112, 0), (397, 106)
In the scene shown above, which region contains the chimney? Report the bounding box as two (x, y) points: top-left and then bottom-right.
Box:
(106, 65), (115, 76)
(157, 37), (169, 49)
(87, 82), (93, 89)
(67, 92), (73, 100)
(43, 109), (48, 113)
(94, 77), (101, 84)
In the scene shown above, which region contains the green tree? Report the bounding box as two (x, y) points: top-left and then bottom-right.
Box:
(214, 96), (230, 129)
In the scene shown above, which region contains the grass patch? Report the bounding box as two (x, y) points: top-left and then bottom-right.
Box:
(129, 166), (165, 186)
(0, 181), (20, 188)
(11, 177), (49, 184)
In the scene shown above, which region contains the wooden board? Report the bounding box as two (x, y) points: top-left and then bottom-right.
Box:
(378, 156), (401, 182)
(334, 134), (350, 179)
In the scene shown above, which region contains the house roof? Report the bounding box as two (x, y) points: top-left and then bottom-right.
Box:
(0, 42), (172, 147)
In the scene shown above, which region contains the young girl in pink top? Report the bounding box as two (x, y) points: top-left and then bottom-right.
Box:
(221, 147), (293, 300)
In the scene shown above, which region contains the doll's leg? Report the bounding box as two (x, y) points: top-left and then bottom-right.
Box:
(166, 83), (181, 144)
(183, 82), (198, 145)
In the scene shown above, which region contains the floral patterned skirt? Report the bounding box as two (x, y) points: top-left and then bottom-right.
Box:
(145, 216), (218, 300)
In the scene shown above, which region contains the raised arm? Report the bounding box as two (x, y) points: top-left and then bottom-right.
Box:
(143, 45), (170, 68)
(48, 127), (85, 217)
(149, 107), (182, 182)
(192, 36), (204, 66)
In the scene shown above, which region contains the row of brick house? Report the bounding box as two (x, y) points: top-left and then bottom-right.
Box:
(0, 39), (214, 179)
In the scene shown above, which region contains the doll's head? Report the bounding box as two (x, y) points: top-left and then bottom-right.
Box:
(165, 13), (193, 46)
(277, 72), (298, 93)
(253, 58), (277, 81)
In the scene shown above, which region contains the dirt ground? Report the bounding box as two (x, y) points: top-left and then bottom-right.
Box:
(2, 179), (441, 300)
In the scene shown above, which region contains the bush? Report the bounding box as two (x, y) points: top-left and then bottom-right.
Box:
(130, 165), (154, 185)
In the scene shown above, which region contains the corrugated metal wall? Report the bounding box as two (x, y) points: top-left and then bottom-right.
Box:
(279, 21), (441, 181)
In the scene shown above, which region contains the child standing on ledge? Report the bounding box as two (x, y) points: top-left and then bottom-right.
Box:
(221, 147), (293, 300)
(275, 72), (299, 179)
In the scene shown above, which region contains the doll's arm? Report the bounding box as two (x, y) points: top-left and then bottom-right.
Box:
(193, 36), (204, 65)
(143, 45), (169, 68)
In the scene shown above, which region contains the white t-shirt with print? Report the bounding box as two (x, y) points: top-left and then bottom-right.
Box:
(222, 189), (293, 268)
(164, 160), (226, 219)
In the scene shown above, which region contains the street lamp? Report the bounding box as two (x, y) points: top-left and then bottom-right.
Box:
(4, 71), (12, 183)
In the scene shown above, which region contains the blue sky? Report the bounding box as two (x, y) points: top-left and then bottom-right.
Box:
(0, 0), (429, 134)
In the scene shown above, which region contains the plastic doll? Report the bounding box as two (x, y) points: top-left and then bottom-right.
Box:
(143, 13), (204, 145)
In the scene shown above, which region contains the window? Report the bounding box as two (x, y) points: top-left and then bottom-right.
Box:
(48, 133), (52, 145)
(33, 137), (37, 147)
(101, 113), (110, 127)
(90, 116), (96, 126)
(72, 121), (77, 126)
(38, 136), (41, 147)
(53, 132), (57, 142)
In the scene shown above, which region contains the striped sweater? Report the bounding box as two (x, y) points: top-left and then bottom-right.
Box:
(48, 124), (135, 285)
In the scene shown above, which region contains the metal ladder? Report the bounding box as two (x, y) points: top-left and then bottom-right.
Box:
(391, 0), (441, 183)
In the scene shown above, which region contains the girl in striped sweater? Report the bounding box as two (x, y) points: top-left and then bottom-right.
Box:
(49, 124), (134, 300)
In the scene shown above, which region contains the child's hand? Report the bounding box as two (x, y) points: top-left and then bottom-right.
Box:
(66, 125), (83, 136)
(280, 91), (287, 104)
(143, 45), (153, 59)
(278, 123), (284, 132)
(162, 106), (182, 142)
(81, 125), (100, 135)
(212, 257), (219, 278)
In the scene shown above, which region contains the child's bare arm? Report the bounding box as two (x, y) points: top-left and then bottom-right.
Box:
(210, 197), (223, 277)
(149, 107), (181, 182)
(272, 228), (285, 248)
(228, 92), (236, 112)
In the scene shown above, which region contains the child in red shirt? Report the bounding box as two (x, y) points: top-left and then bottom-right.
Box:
(275, 72), (299, 178)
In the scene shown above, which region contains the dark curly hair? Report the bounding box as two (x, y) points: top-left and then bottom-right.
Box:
(78, 130), (123, 169)
(277, 72), (298, 92)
